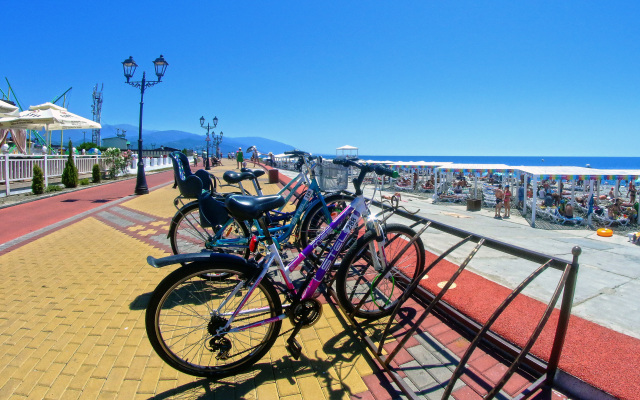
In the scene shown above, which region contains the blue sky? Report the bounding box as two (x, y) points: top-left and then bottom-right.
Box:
(4, 1), (639, 156)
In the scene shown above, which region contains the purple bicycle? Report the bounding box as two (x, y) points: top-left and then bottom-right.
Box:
(144, 158), (425, 378)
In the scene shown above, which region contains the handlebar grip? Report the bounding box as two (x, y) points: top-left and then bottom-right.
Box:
(374, 164), (399, 178)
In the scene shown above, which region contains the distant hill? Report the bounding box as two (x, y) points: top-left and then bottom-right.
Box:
(45, 124), (296, 155)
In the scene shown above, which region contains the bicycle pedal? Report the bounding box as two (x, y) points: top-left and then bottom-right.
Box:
(285, 337), (302, 360)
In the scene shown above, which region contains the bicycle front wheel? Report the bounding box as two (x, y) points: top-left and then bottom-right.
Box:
(335, 223), (425, 319)
(146, 259), (282, 378)
(169, 201), (250, 258)
(298, 193), (355, 248)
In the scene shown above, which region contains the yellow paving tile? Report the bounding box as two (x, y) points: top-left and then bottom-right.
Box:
(0, 175), (384, 400)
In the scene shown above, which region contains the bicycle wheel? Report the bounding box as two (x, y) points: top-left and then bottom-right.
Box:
(298, 193), (355, 248)
(335, 223), (425, 319)
(146, 259), (282, 378)
(169, 201), (250, 258)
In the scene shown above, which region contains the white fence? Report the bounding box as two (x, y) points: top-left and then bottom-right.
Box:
(1, 154), (173, 195)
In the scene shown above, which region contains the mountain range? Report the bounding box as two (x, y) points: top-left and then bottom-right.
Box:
(44, 124), (296, 155)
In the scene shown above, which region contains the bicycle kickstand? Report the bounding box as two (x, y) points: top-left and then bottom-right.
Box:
(285, 323), (304, 360)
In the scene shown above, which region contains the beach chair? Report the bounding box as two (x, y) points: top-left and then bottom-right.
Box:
(549, 209), (584, 226)
(592, 210), (629, 228)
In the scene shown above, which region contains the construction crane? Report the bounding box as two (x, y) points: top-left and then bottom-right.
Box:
(91, 83), (103, 146)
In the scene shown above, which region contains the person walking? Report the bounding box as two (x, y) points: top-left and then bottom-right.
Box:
(236, 147), (244, 169)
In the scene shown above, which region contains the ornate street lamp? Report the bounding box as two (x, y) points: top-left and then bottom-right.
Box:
(212, 130), (223, 161)
(199, 116), (218, 170)
(122, 55), (169, 195)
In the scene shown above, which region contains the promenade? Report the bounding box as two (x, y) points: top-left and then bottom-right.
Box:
(0, 161), (636, 399)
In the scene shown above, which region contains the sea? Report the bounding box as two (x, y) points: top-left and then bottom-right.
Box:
(325, 155), (639, 170)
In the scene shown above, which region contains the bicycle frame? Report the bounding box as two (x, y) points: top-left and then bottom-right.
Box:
(218, 195), (377, 334)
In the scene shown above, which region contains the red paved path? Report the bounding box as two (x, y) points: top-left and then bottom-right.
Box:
(0, 171), (174, 244)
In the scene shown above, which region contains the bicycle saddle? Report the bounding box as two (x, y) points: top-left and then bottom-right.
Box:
(241, 168), (266, 179)
(223, 170), (256, 184)
(225, 195), (286, 221)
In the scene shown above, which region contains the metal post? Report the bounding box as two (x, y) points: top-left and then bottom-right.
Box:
(134, 72), (149, 195)
(3, 153), (9, 196)
(44, 154), (49, 188)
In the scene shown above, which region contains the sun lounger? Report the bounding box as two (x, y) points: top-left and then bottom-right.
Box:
(550, 209), (584, 225)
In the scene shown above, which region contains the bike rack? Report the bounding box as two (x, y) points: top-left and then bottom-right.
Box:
(327, 199), (580, 400)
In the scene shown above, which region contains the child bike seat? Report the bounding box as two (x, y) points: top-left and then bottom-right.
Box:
(223, 171), (256, 184)
(241, 168), (266, 179)
(198, 192), (231, 228)
(225, 195), (286, 221)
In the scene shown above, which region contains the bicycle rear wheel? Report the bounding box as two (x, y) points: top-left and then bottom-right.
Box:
(169, 201), (250, 258)
(335, 223), (425, 319)
(146, 259), (282, 378)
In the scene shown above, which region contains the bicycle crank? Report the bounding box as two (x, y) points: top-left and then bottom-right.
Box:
(288, 298), (323, 328)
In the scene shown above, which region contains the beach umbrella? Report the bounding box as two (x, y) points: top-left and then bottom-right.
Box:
(0, 99), (19, 118)
(0, 102), (100, 153)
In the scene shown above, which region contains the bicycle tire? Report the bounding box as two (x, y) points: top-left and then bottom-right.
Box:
(335, 223), (425, 319)
(298, 193), (355, 248)
(145, 258), (282, 378)
(169, 201), (250, 259)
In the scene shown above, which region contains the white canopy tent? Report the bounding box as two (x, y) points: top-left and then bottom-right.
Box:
(435, 163), (514, 200)
(336, 145), (358, 158)
(518, 166), (640, 227)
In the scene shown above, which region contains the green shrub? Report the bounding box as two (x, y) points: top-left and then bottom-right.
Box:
(45, 185), (63, 193)
(80, 178), (90, 185)
(32, 164), (45, 194)
(61, 140), (78, 188)
(92, 164), (101, 183)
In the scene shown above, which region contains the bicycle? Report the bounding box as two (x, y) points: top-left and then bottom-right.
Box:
(145, 158), (426, 378)
(168, 151), (354, 257)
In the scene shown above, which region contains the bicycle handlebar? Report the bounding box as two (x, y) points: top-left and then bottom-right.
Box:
(332, 158), (398, 178)
(333, 158), (399, 195)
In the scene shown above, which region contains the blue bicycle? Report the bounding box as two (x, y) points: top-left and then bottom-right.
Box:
(168, 150), (354, 258)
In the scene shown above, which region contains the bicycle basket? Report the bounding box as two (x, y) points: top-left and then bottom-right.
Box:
(318, 162), (349, 192)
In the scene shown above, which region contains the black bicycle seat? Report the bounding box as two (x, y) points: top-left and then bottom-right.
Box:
(223, 171), (256, 184)
(225, 195), (286, 221)
(241, 168), (266, 179)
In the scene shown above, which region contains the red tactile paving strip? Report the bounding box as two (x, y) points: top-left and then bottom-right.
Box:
(416, 250), (640, 399)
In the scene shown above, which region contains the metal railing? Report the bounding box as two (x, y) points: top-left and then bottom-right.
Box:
(328, 197), (581, 399)
(1, 154), (175, 195)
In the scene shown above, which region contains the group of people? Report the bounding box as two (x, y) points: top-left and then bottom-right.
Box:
(493, 184), (512, 219)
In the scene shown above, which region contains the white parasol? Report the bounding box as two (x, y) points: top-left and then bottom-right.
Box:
(0, 102), (100, 153)
(0, 99), (19, 118)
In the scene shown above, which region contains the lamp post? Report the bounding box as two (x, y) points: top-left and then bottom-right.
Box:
(212, 130), (223, 161)
(199, 116), (218, 170)
(122, 55), (169, 195)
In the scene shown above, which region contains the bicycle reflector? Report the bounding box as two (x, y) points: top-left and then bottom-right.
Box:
(249, 235), (258, 252)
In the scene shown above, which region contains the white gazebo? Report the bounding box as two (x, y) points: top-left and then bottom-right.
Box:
(336, 145), (358, 158)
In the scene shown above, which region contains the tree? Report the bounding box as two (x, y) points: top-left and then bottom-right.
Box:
(32, 164), (45, 194)
(78, 142), (97, 151)
(92, 164), (101, 183)
(61, 140), (78, 188)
